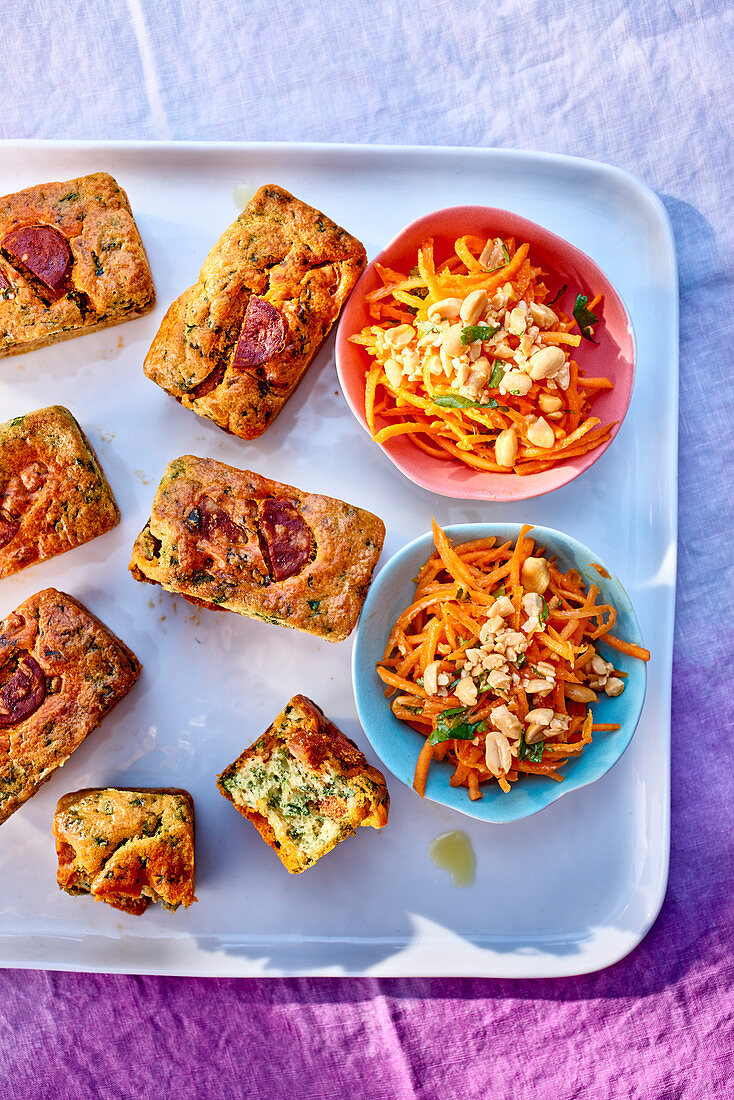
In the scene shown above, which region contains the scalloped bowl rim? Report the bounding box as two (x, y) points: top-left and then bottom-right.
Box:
(353, 523), (648, 824)
(336, 204), (636, 502)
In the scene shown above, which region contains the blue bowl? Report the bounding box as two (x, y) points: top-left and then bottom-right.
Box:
(352, 523), (648, 824)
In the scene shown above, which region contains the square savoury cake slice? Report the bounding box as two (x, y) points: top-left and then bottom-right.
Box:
(0, 171), (155, 356)
(0, 405), (119, 578)
(143, 184), (366, 439)
(0, 589), (141, 825)
(129, 455), (385, 642)
(217, 695), (389, 873)
(53, 787), (196, 915)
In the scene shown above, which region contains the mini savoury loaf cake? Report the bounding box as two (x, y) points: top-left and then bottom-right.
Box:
(0, 589), (141, 825)
(0, 171), (155, 356)
(143, 184), (366, 439)
(0, 405), (119, 578)
(129, 455), (385, 642)
(53, 787), (196, 915)
(217, 695), (389, 873)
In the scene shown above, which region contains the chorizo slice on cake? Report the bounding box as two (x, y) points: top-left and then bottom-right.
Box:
(129, 455), (385, 642)
(217, 695), (389, 873)
(143, 184), (366, 439)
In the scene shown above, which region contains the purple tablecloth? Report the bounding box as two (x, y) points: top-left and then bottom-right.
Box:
(1, 1), (733, 1096)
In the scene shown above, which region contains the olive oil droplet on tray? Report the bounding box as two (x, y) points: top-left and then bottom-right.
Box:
(428, 831), (476, 888)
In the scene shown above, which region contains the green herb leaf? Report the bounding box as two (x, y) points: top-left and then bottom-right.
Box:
(518, 735), (544, 763)
(539, 598), (550, 623)
(429, 710), (486, 746)
(488, 360), (505, 388)
(515, 653), (527, 668)
(432, 394), (481, 409)
(573, 294), (599, 342)
(307, 599), (321, 611)
(548, 284), (567, 306)
(492, 585), (506, 598)
(432, 394), (507, 410)
(461, 323), (500, 345)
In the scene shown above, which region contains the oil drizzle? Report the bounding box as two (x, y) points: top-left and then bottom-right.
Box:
(428, 830), (476, 888)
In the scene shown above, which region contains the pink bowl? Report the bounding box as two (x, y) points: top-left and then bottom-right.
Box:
(335, 205), (635, 502)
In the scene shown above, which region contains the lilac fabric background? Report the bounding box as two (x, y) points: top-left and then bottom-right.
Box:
(1, 1), (732, 1096)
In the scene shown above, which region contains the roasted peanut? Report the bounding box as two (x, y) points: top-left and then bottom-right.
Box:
(459, 288), (488, 325)
(524, 724), (546, 744)
(564, 683), (598, 703)
(525, 708), (553, 727)
(528, 302), (558, 329)
(485, 730), (512, 776)
(384, 323), (414, 349)
(490, 704), (523, 740)
(527, 417), (555, 449)
(501, 370), (532, 396)
(495, 427), (518, 468)
(521, 556), (551, 594)
(423, 660), (441, 696)
(441, 324), (465, 358)
(384, 358), (403, 389)
(455, 677), (478, 706)
(538, 392), (563, 414)
(427, 298), (462, 322)
(528, 345), (565, 380)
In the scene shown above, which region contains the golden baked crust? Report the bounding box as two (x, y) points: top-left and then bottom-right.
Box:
(0, 405), (119, 578)
(129, 455), (385, 642)
(0, 171), (155, 357)
(0, 589), (141, 825)
(53, 787), (196, 915)
(217, 695), (389, 873)
(143, 184), (366, 439)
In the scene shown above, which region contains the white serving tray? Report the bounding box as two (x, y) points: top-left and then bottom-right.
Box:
(0, 142), (677, 978)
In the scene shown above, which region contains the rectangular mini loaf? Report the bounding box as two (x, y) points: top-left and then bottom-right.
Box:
(143, 184), (366, 439)
(217, 695), (389, 873)
(0, 405), (119, 578)
(0, 589), (141, 825)
(53, 787), (196, 915)
(0, 171), (155, 356)
(129, 455), (385, 642)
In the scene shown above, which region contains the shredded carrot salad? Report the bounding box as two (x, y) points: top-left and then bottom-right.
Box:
(350, 234), (612, 475)
(377, 522), (650, 798)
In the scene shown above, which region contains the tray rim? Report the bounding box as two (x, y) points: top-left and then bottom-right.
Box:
(0, 139), (678, 979)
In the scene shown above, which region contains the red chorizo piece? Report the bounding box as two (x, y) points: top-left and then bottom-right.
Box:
(257, 498), (313, 582)
(2, 225), (72, 297)
(232, 298), (286, 373)
(0, 514), (19, 549)
(0, 652), (46, 727)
